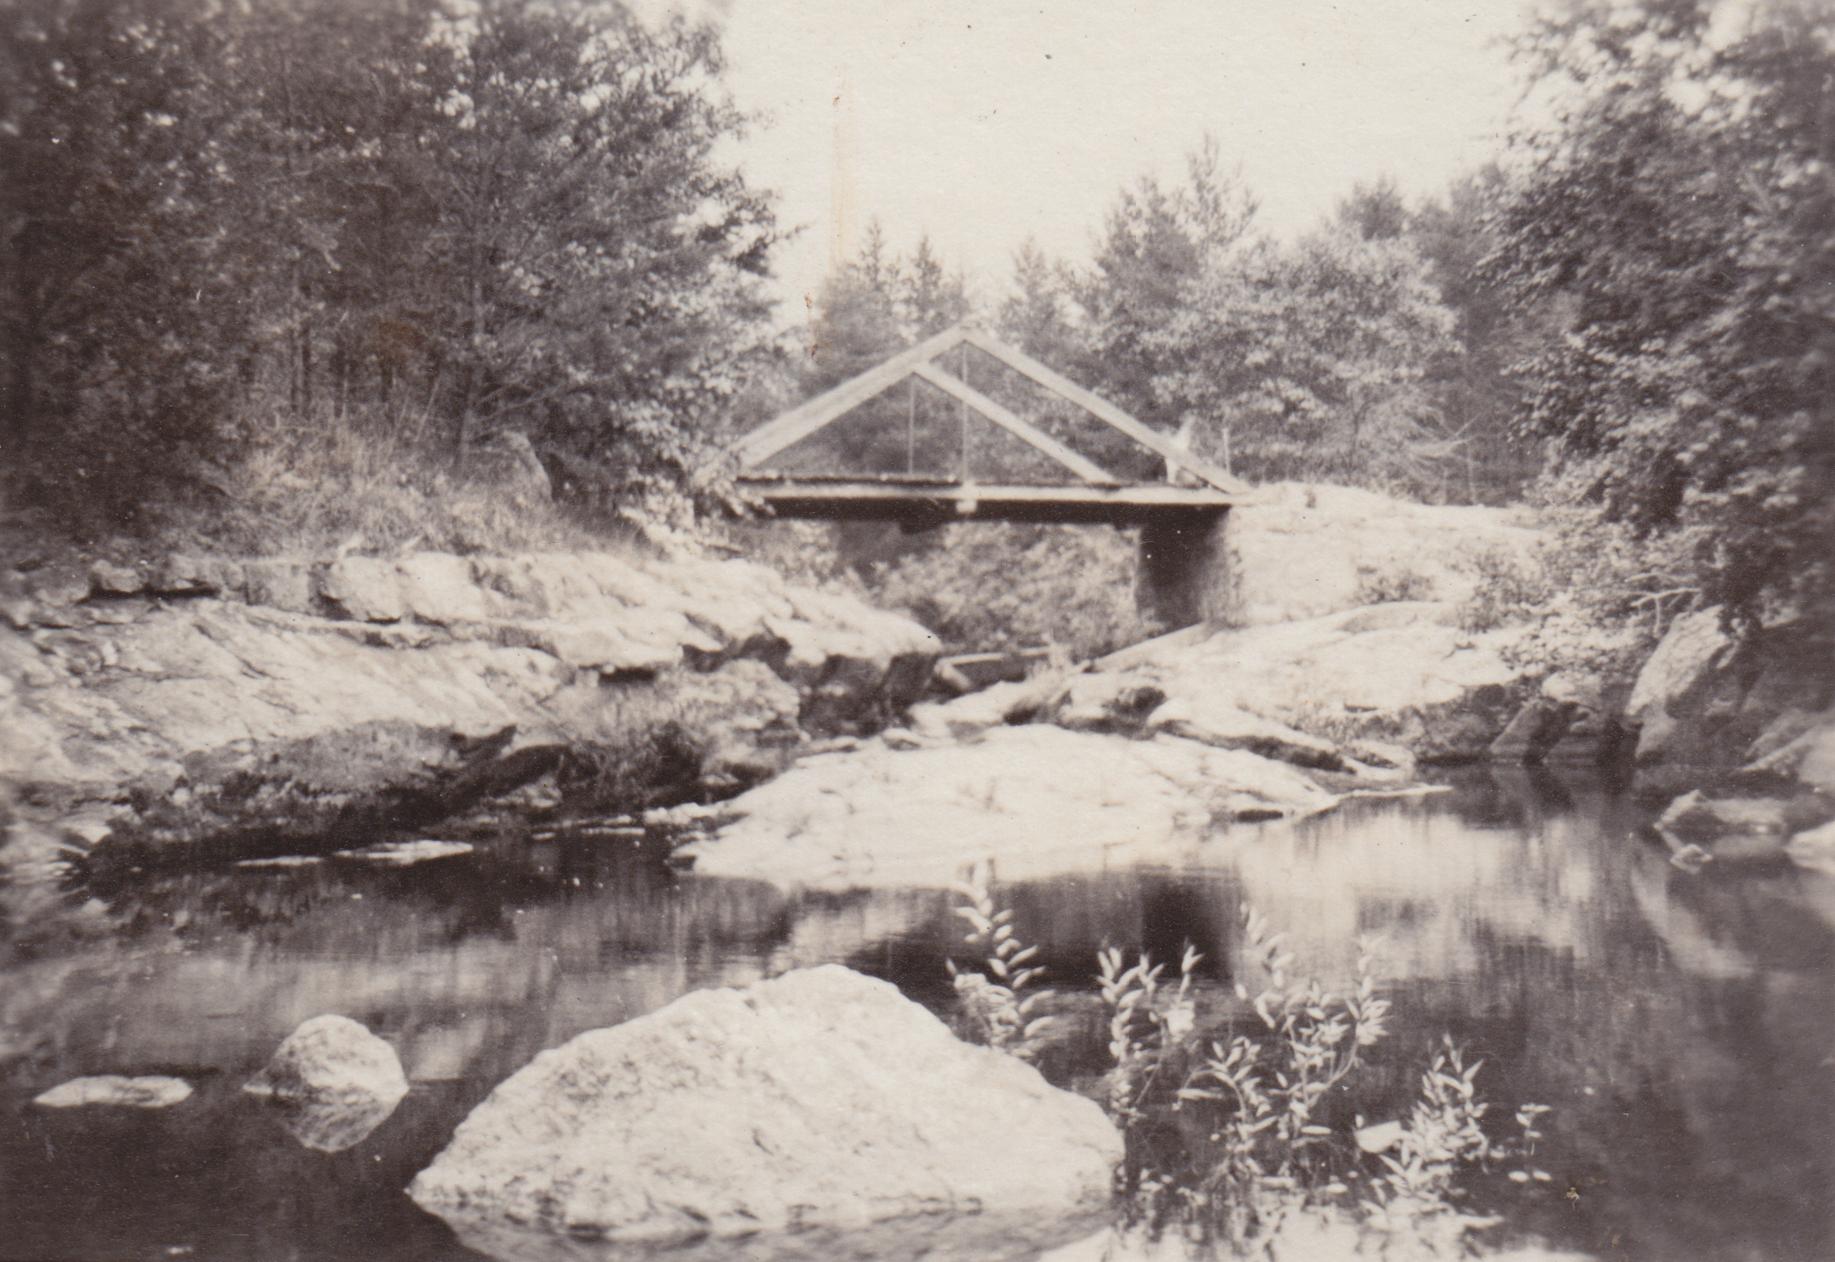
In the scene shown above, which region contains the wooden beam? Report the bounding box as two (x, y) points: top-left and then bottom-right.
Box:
(960, 330), (1253, 495)
(738, 477), (1235, 509)
(735, 325), (970, 468)
(910, 362), (1115, 485)
(737, 479), (1233, 525)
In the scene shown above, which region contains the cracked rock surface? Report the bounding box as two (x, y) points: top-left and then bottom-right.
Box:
(0, 550), (938, 864)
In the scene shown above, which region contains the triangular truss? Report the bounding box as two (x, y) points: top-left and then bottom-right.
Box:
(734, 325), (1249, 495)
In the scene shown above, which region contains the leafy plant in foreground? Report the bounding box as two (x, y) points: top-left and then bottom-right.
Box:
(1097, 941), (1200, 1122)
(1125, 909), (1552, 1254)
(945, 862), (1057, 1061)
(950, 884), (1556, 1256)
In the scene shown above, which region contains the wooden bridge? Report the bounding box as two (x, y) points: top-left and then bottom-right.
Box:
(733, 326), (1250, 627)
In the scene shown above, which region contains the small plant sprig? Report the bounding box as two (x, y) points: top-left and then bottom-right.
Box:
(1360, 1039), (1557, 1245)
(1097, 942), (1201, 1119)
(946, 861), (1057, 1061)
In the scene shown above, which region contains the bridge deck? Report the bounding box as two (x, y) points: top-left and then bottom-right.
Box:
(738, 475), (1236, 526)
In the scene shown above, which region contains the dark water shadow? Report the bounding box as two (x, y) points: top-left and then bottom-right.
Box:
(2, 773), (1831, 1261)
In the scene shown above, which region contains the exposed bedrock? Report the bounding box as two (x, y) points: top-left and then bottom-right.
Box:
(685, 490), (1566, 893)
(1072, 485), (1554, 765)
(1038, 601), (1528, 766)
(687, 599), (1530, 891)
(0, 550), (938, 865)
(1623, 606), (1835, 869)
(1212, 482), (1545, 629)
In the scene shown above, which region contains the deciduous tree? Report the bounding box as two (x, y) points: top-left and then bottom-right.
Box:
(1493, 0), (1835, 627)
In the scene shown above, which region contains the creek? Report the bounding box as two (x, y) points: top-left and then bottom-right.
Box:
(2, 761), (1831, 1261)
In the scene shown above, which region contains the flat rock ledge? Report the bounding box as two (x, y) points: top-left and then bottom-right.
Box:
(1, 549), (939, 864)
(409, 966), (1120, 1259)
(685, 725), (1345, 890)
(33, 1075), (193, 1109)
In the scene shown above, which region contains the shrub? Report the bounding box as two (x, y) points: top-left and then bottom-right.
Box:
(1458, 503), (1695, 684)
(949, 887), (1556, 1256)
(556, 721), (703, 815)
(1454, 543), (1552, 633)
(1353, 562), (1436, 605)
(152, 402), (602, 559)
(721, 520), (873, 599)
(869, 522), (1162, 660)
(1, 0), (776, 535)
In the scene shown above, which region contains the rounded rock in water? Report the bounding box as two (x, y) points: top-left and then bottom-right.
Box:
(245, 1014), (409, 1152)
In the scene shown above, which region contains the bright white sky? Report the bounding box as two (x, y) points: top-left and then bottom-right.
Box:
(645, 1), (1537, 322)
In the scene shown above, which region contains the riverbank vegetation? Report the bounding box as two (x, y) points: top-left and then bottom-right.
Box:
(945, 867), (1557, 1257)
(763, 0), (1833, 656)
(2, 0), (776, 551)
(3, 0), (1829, 656)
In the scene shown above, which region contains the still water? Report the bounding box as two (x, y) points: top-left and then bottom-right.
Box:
(2, 769), (1831, 1261)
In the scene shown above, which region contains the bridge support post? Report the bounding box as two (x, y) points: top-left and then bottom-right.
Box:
(1136, 510), (1235, 629)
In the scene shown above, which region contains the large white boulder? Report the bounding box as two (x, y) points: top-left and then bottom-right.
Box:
(684, 725), (1338, 890)
(409, 966), (1120, 1255)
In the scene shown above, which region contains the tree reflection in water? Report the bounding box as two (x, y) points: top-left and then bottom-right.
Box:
(0, 771), (1830, 1261)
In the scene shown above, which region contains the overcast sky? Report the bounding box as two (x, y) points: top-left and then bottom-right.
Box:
(651, 1), (1537, 321)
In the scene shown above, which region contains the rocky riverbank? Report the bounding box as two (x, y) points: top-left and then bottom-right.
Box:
(680, 600), (1529, 890)
(0, 549), (938, 870)
(1620, 606), (1834, 870)
(685, 487), (1560, 889)
(7, 482), (1822, 889)
(683, 484), (1832, 889)
(4, 486), (1824, 1262)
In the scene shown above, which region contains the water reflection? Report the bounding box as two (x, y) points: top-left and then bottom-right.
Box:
(1, 771), (1831, 1262)
(257, 1087), (406, 1154)
(438, 1206), (1109, 1262)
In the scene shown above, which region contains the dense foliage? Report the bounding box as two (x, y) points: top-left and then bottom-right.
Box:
(870, 522), (1158, 659)
(771, 142), (1545, 505)
(8, 0), (1825, 653)
(0, 0), (776, 533)
(991, 147), (1545, 502)
(1149, 216), (1458, 489)
(772, 223), (980, 477)
(1492, 0), (1835, 630)
(946, 871), (1557, 1256)
(753, 146), (1552, 654)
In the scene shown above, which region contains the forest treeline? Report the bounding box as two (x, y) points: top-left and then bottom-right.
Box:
(789, 156), (1540, 506)
(1, 0), (778, 533)
(2, 0), (1830, 635)
(791, 0), (1833, 636)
